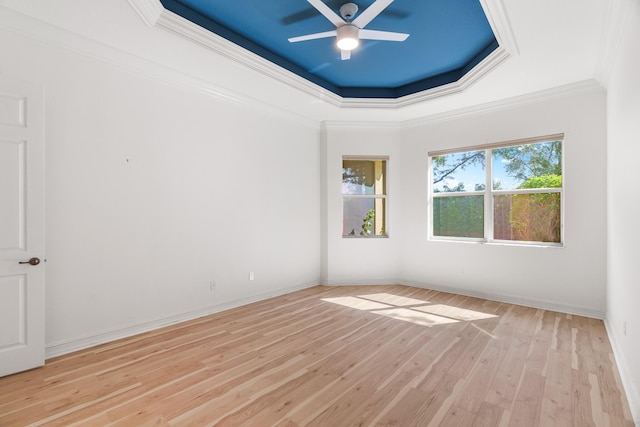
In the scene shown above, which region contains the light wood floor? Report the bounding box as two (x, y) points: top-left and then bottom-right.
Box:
(0, 285), (634, 426)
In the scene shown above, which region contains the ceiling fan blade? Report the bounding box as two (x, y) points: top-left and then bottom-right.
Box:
(359, 29), (409, 41)
(288, 30), (337, 43)
(341, 50), (351, 60)
(352, 0), (394, 28)
(307, 0), (345, 27)
(281, 0), (406, 26)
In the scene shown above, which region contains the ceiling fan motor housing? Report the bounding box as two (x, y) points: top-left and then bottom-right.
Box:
(337, 24), (360, 50)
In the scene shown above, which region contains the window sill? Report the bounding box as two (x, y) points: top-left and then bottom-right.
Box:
(429, 238), (563, 248)
(342, 235), (389, 239)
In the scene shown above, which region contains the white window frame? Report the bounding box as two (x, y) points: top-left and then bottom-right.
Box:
(342, 156), (389, 238)
(428, 134), (564, 247)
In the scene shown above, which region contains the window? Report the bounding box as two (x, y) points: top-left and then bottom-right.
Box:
(342, 157), (387, 237)
(429, 135), (563, 245)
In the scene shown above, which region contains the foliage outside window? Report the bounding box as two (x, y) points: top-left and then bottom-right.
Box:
(342, 158), (387, 237)
(430, 135), (563, 245)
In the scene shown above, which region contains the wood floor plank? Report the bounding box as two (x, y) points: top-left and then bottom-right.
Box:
(0, 285), (634, 427)
(572, 367), (598, 427)
(438, 406), (478, 427)
(484, 312), (535, 410)
(471, 402), (504, 427)
(541, 348), (573, 424)
(376, 373), (463, 427)
(509, 370), (545, 426)
(454, 342), (507, 414)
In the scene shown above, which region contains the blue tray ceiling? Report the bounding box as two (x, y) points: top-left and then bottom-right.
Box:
(160, 0), (498, 98)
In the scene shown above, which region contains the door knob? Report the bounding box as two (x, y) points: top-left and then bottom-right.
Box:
(19, 257), (41, 266)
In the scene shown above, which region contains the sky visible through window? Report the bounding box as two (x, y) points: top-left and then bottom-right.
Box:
(432, 148), (548, 192)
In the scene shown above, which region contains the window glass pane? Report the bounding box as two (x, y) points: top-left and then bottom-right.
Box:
(491, 140), (562, 190)
(433, 196), (484, 238)
(342, 160), (386, 195)
(343, 198), (386, 236)
(494, 193), (561, 242)
(432, 150), (485, 193)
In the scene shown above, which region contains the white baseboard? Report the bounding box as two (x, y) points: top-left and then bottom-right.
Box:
(46, 278), (605, 355)
(604, 319), (640, 425)
(400, 280), (606, 319)
(323, 278), (403, 286)
(323, 279), (605, 319)
(45, 281), (317, 359)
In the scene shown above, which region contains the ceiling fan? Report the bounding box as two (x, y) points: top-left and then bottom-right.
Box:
(288, 0), (410, 60)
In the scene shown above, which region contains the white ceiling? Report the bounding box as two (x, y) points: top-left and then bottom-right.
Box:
(0, 0), (615, 123)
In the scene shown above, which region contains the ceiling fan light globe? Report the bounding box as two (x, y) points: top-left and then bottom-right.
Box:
(336, 24), (360, 51)
(337, 37), (359, 50)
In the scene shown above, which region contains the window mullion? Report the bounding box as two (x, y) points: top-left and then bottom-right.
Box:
(492, 188), (562, 195)
(432, 191), (484, 198)
(485, 149), (492, 242)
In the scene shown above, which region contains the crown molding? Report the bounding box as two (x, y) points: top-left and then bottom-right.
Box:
(131, 0), (345, 105)
(127, 0), (518, 109)
(479, 0), (519, 57)
(321, 120), (403, 131)
(127, 0), (165, 27)
(340, 46), (511, 109)
(403, 79), (604, 128)
(322, 80), (603, 130)
(0, 5), (320, 127)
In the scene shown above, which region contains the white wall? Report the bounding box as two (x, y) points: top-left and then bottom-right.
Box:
(398, 88), (607, 316)
(323, 87), (608, 318)
(605, 0), (640, 421)
(322, 125), (401, 284)
(0, 28), (321, 355)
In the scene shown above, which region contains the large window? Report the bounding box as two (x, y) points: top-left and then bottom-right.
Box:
(429, 135), (563, 245)
(342, 157), (387, 237)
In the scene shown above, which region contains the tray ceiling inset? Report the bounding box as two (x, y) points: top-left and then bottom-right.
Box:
(158, 0), (505, 100)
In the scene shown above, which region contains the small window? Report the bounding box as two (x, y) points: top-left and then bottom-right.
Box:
(342, 158), (387, 237)
(430, 135), (563, 245)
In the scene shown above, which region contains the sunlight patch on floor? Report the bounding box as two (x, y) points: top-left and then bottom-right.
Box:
(413, 304), (497, 321)
(321, 296), (392, 311)
(357, 293), (430, 307)
(321, 292), (498, 328)
(371, 308), (460, 327)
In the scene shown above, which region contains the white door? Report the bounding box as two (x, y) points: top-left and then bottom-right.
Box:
(0, 75), (45, 377)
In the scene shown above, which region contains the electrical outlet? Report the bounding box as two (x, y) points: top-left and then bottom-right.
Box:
(210, 281), (216, 291)
(249, 272), (255, 281)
